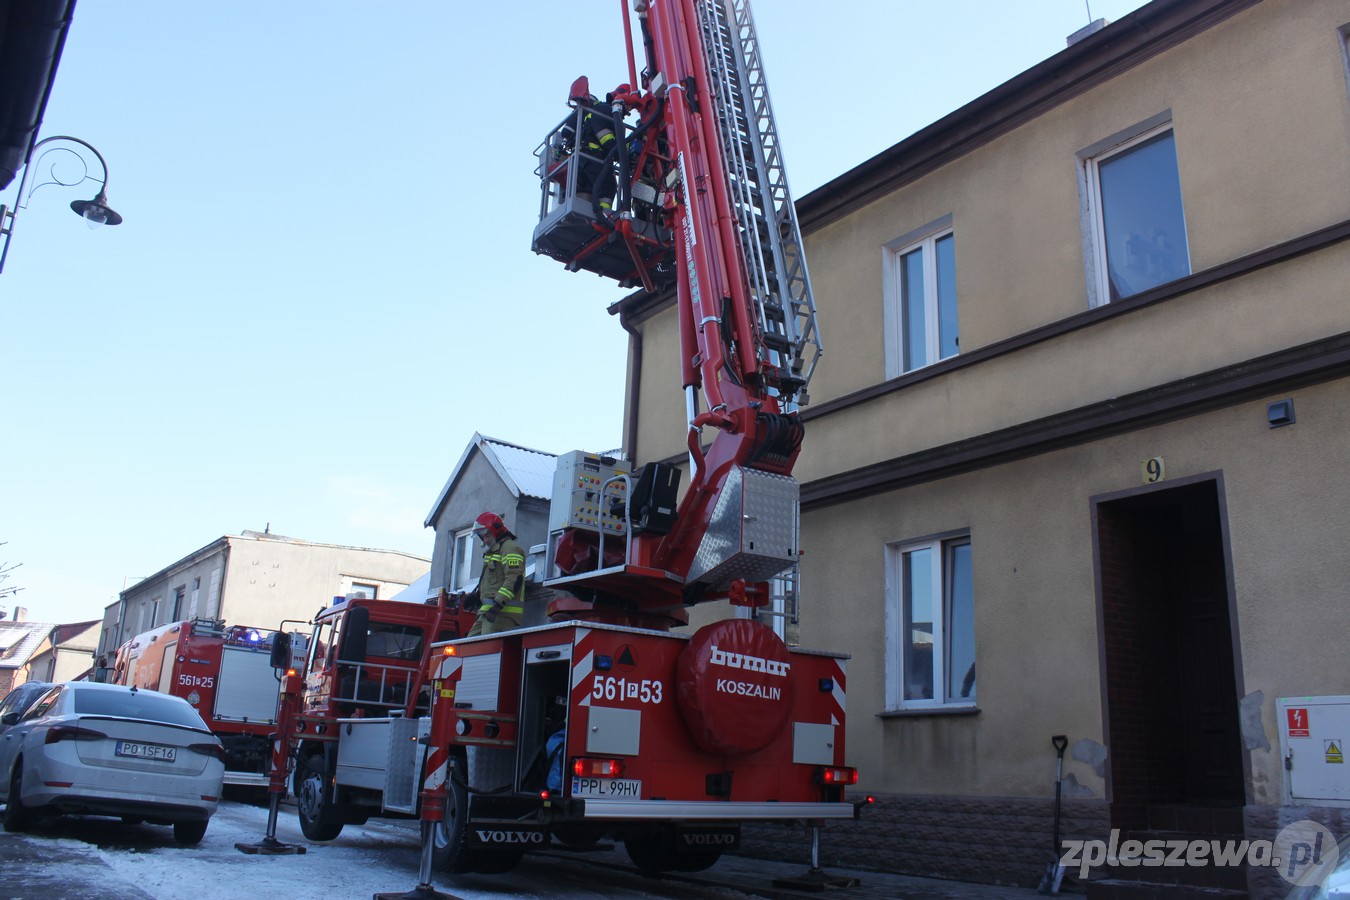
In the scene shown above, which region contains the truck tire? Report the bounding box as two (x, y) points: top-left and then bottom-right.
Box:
(3, 762), (35, 833)
(431, 768), (472, 872)
(623, 833), (677, 873)
(295, 751), (344, 841)
(431, 768), (524, 874)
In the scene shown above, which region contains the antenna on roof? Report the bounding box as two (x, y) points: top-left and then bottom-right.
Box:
(265, 523), (271, 534)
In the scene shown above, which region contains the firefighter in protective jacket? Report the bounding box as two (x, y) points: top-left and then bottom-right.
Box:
(467, 512), (527, 637)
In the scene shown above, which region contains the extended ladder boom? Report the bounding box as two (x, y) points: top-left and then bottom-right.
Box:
(531, 0), (821, 612)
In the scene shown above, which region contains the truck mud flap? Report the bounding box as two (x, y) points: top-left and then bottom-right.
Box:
(466, 825), (548, 850)
(673, 824), (740, 853)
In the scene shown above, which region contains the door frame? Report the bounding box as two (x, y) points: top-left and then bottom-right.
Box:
(1089, 470), (1249, 808)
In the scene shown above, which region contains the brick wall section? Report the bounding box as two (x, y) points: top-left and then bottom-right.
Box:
(1246, 804), (1350, 897)
(739, 793), (1110, 888)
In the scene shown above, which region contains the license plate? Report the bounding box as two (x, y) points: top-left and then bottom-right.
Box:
(570, 777), (641, 798)
(115, 740), (177, 763)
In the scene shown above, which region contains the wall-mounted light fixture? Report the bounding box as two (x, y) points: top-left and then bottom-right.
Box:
(1267, 399), (1296, 428)
(0, 134), (123, 274)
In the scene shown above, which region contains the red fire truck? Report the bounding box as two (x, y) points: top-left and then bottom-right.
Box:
(284, 592), (476, 838)
(113, 618), (294, 784)
(268, 0), (857, 879)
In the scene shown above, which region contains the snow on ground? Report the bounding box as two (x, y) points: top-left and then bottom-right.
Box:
(2, 797), (748, 900)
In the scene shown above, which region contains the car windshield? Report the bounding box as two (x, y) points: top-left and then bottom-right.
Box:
(72, 689), (209, 730)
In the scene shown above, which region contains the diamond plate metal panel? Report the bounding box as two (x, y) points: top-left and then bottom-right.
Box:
(382, 716), (428, 814)
(687, 466), (799, 589)
(466, 744), (516, 792)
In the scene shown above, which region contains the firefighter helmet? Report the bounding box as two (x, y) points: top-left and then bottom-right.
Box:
(473, 512), (511, 544)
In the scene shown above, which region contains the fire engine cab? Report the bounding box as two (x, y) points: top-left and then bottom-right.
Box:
(113, 617), (293, 783)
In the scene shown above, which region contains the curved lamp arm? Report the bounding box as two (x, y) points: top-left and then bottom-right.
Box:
(0, 134), (122, 275)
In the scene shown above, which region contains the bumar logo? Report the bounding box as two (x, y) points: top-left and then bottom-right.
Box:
(709, 643), (790, 678)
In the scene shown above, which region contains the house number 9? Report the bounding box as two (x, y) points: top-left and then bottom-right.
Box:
(1142, 456), (1165, 484)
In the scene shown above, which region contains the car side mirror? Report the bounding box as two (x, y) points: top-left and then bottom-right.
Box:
(1, 712), (18, 727)
(269, 632), (291, 669)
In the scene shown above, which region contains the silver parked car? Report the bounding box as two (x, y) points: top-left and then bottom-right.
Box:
(0, 682), (53, 733)
(0, 681), (225, 844)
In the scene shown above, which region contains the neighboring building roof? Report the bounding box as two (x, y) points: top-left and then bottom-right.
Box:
(424, 433), (557, 527)
(0, 621), (56, 669)
(124, 530), (429, 598)
(50, 620), (99, 648)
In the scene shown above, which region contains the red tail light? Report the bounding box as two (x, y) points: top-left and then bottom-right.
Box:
(44, 725), (107, 744)
(817, 766), (858, 785)
(189, 742), (226, 760)
(572, 757), (624, 778)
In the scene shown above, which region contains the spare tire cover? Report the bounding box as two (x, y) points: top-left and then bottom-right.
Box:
(676, 619), (795, 756)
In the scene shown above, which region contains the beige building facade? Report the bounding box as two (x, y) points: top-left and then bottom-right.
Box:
(94, 531), (428, 675)
(615, 0), (1350, 891)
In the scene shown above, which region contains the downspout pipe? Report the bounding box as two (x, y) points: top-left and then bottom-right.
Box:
(618, 306), (643, 463)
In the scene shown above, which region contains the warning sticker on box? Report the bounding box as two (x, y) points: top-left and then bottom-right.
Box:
(1326, 740), (1343, 764)
(1288, 707), (1311, 738)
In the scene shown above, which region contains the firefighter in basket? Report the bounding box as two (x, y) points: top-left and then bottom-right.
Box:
(466, 512), (527, 637)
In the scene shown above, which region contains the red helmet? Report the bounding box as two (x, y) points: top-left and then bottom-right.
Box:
(473, 512), (511, 543)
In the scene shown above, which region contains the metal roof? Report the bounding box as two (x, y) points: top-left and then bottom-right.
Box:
(424, 433), (557, 527)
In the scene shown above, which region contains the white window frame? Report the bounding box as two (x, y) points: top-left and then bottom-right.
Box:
(349, 581), (378, 600)
(885, 533), (975, 711)
(882, 214), (956, 378)
(450, 527), (475, 591)
(1079, 113), (1189, 307)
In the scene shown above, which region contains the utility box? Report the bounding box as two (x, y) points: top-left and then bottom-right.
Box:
(1278, 696), (1350, 803)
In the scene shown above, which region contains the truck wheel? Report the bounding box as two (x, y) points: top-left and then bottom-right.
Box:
(430, 767), (524, 874)
(173, 819), (208, 845)
(674, 849), (722, 871)
(431, 769), (472, 872)
(296, 752), (343, 841)
(3, 762), (35, 833)
(623, 833), (678, 874)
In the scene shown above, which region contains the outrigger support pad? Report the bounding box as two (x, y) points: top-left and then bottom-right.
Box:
(235, 791), (307, 855)
(770, 823), (861, 893)
(372, 820), (464, 900)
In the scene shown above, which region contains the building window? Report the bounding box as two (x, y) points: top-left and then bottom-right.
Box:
(350, 582), (378, 600)
(171, 586), (186, 622)
(887, 535), (975, 709)
(1082, 120), (1190, 305)
(451, 527), (475, 591)
(884, 217), (957, 376)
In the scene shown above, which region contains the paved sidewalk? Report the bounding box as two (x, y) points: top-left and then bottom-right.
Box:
(544, 845), (1050, 899)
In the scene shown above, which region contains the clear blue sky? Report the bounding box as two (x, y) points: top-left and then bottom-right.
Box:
(1, 0), (1148, 625)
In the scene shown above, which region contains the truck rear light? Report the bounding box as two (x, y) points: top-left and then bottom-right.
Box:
(45, 725), (107, 744)
(572, 757), (625, 778)
(817, 766), (857, 786)
(442, 645), (457, 656)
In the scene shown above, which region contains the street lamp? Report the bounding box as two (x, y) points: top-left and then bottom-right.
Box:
(0, 134), (123, 274)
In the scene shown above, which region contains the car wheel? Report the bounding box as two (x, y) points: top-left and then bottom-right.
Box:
(173, 819), (208, 845)
(296, 753), (343, 842)
(3, 761), (35, 833)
